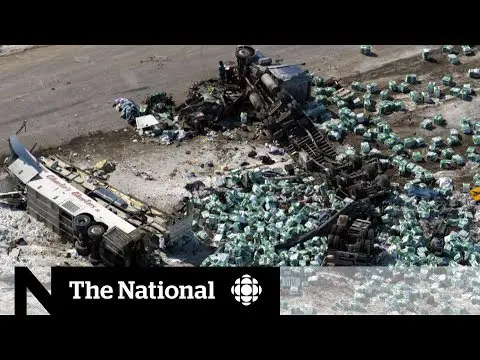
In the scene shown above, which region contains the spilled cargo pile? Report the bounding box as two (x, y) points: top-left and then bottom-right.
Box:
(187, 145), (480, 268)
(377, 184), (480, 266)
(165, 45), (480, 268)
(280, 267), (480, 315)
(192, 169), (342, 267)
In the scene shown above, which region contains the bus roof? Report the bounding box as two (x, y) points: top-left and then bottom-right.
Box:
(28, 164), (136, 234)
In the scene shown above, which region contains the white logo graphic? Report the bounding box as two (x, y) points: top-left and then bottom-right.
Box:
(231, 274), (262, 306)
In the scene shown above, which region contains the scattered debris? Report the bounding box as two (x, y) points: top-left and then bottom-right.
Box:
(260, 155), (275, 165)
(360, 45), (372, 56)
(462, 45), (474, 56)
(15, 238), (27, 246)
(422, 48), (431, 61)
(135, 171), (155, 181)
(248, 150), (258, 158)
(185, 180), (206, 193)
(113, 98), (140, 126)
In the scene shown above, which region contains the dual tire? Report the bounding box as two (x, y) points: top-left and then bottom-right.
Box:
(73, 214), (107, 264)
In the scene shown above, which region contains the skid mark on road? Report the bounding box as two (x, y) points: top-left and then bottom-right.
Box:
(4, 99), (91, 125)
(113, 85), (150, 95)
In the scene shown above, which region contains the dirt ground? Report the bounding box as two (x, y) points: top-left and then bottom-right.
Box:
(36, 125), (293, 213)
(0, 45), (438, 156)
(336, 46), (480, 187)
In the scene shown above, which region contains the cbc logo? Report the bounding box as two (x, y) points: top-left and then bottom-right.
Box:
(231, 274), (262, 306)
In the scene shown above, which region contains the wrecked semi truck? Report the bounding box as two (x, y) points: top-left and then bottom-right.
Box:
(3, 135), (173, 267)
(234, 46), (391, 198)
(234, 46), (340, 170)
(230, 46), (393, 266)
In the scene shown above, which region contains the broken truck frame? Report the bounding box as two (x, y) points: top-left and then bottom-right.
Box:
(274, 193), (386, 265)
(233, 47), (340, 170)
(228, 46), (393, 265)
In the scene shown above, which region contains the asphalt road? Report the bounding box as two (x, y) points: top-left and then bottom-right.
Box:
(0, 45), (437, 155)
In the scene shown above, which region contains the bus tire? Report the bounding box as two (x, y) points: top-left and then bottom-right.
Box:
(75, 240), (89, 257)
(74, 214), (92, 234)
(87, 223), (106, 240)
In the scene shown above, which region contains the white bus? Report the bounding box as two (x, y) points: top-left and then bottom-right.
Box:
(6, 135), (153, 267)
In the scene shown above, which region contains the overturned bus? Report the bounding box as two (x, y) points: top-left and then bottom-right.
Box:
(4, 135), (189, 267)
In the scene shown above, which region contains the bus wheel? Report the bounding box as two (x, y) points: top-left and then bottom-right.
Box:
(75, 240), (89, 256)
(74, 214), (92, 234)
(87, 223), (107, 240)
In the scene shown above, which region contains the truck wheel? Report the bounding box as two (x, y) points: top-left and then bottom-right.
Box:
(338, 226), (347, 238)
(333, 235), (340, 250)
(88, 253), (100, 266)
(367, 229), (375, 240)
(235, 46), (255, 60)
(327, 234), (334, 248)
(263, 116), (276, 129)
(87, 223), (106, 240)
(360, 229), (368, 240)
(75, 240), (89, 256)
(362, 163), (378, 180)
(277, 90), (290, 103)
(359, 239), (366, 253)
(273, 129), (285, 140)
(335, 175), (346, 188)
(74, 214), (92, 234)
(325, 168), (334, 179)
